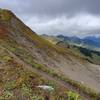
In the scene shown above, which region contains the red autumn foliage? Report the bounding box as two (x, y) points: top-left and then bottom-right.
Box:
(0, 24), (9, 39)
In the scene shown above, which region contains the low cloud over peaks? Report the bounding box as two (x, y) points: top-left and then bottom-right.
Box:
(24, 14), (100, 36)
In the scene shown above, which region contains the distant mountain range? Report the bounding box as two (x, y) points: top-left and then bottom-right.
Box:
(57, 35), (100, 50)
(42, 34), (100, 65)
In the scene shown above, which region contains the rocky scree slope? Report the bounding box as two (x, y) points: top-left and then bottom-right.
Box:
(0, 9), (100, 100)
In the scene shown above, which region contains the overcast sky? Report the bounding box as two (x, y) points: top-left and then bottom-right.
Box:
(0, 0), (100, 37)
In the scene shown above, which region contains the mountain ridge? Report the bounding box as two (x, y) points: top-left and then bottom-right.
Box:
(57, 34), (100, 49)
(0, 9), (100, 99)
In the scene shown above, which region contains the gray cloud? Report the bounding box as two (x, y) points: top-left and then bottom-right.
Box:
(1, 0), (100, 16)
(0, 0), (100, 36)
(25, 14), (100, 36)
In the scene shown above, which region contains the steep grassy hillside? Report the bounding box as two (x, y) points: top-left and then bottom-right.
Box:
(0, 9), (100, 100)
(0, 46), (78, 100)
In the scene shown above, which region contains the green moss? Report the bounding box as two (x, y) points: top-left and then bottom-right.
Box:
(2, 56), (12, 62)
(21, 84), (32, 97)
(67, 91), (81, 100)
(0, 90), (13, 99)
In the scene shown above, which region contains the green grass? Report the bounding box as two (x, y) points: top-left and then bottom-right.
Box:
(1, 39), (99, 100)
(0, 45), (83, 100)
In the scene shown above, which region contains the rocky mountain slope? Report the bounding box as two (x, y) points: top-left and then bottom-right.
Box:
(0, 9), (100, 100)
(42, 34), (100, 64)
(57, 35), (100, 51)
